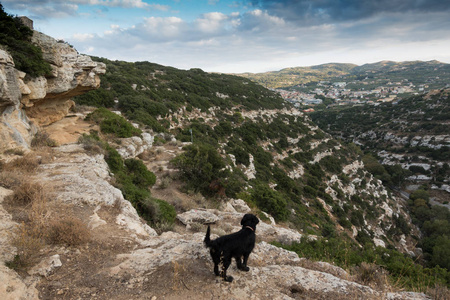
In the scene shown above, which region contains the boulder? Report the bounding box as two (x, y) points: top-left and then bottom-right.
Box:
(176, 209), (221, 225)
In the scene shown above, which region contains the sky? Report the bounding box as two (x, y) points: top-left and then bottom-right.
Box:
(3, 0), (450, 73)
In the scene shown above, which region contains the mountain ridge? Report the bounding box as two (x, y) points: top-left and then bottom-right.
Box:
(237, 60), (450, 89)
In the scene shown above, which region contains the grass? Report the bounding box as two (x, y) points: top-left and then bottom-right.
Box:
(46, 216), (90, 246)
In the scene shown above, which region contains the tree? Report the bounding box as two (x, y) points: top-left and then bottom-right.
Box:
(172, 143), (227, 195)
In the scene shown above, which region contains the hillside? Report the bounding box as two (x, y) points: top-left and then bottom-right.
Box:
(239, 60), (450, 90)
(238, 63), (357, 89)
(0, 12), (449, 299)
(310, 89), (450, 274)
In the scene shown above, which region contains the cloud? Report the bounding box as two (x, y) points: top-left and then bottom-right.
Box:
(2, 0), (169, 19)
(246, 0), (450, 24)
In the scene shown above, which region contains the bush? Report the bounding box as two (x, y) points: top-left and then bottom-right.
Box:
(78, 132), (106, 154)
(171, 142), (227, 195)
(86, 108), (141, 138)
(31, 131), (58, 148)
(0, 153), (40, 174)
(140, 197), (176, 229)
(47, 217), (90, 246)
(250, 183), (289, 221)
(7, 181), (46, 206)
(124, 158), (156, 188)
(7, 222), (45, 269)
(0, 4), (52, 77)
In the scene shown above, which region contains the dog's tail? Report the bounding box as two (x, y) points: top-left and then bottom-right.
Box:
(204, 225), (212, 248)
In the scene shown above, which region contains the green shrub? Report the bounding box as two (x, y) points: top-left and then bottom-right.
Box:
(104, 145), (124, 174)
(0, 4), (52, 77)
(124, 158), (156, 188)
(171, 142), (227, 195)
(250, 183), (289, 221)
(74, 88), (115, 108)
(86, 108), (141, 138)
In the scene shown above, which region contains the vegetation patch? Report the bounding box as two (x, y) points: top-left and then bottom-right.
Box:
(79, 132), (175, 230)
(0, 4), (52, 77)
(274, 237), (450, 292)
(47, 216), (90, 246)
(86, 107), (142, 138)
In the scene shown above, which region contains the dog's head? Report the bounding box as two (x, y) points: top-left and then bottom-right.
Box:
(240, 213), (259, 230)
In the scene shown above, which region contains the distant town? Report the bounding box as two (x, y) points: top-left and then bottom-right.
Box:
(273, 79), (442, 111)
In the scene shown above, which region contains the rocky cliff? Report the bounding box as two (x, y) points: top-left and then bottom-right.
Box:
(0, 31), (105, 152)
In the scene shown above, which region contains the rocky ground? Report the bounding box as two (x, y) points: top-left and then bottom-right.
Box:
(0, 115), (431, 300)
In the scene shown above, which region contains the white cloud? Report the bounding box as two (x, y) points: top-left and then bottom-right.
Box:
(140, 16), (184, 38)
(195, 12), (228, 33)
(72, 33), (95, 41)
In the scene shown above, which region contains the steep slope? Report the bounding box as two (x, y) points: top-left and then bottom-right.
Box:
(310, 89), (450, 199)
(76, 57), (419, 252)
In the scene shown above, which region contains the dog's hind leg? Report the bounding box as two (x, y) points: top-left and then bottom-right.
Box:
(210, 249), (220, 276)
(221, 254), (233, 282)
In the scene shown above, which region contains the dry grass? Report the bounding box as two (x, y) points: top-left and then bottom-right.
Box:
(46, 216), (90, 246)
(187, 222), (204, 233)
(427, 284), (450, 300)
(7, 181), (47, 206)
(7, 222), (46, 269)
(138, 149), (157, 161)
(1, 153), (40, 173)
(171, 260), (187, 291)
(352, 262), (389, 290)
(158, 173), (173, 189)
(5, 180), (51, 270)
(287, 284), (380, 300)
(0, 170), (23, 189)
(3, 148), (25, 156)
(31, 130), (58, 148)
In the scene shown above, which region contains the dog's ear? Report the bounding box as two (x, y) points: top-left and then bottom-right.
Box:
(241, 214), (250, 226)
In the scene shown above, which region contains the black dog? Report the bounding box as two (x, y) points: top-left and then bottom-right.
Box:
(204, 213), (259, 282)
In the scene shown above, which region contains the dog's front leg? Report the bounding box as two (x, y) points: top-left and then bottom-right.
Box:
(241, 253), (250, 271)
(236, 256), (249, 272)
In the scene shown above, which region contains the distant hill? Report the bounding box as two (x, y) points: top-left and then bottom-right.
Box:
(239, 60), (450, 89)
(238, 63), (357, 88)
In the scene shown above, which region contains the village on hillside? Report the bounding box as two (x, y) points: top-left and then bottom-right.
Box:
(274, 79), (437, 109)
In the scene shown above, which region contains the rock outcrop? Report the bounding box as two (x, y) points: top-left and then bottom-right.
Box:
(0, 31), (105, 152)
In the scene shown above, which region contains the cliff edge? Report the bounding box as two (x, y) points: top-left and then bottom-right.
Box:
(0, 30), (105, 152)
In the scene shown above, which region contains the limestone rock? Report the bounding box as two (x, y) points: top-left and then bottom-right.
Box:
(0, 187), (17, 263)
(177, 209), (221, 225)
(116, 133), (154, 159)
(38, 144), (156, 239)
(28, 255), (62, 277)
(0, 265), (39, 300)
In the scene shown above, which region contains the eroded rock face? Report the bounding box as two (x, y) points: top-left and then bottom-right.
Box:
(0, 31), (105, 152)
